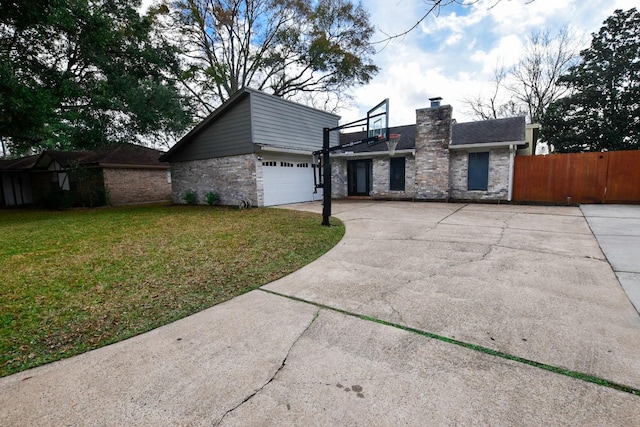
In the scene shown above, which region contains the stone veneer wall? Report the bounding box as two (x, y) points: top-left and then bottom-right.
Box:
(449, 148), (510, 201)
(102, 168), (172, 206)
(330, 155), (416, 200)
(371, 155), (416, 200)
(414, 105), (453, 200)
(330, 158), (348, 198)
(169, 154), (259, 206)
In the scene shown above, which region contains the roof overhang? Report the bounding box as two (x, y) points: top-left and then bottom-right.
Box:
(449, 140), (526, 150)
(98, 163), (169, 170)
(257, 145), (314, 156)
(331, 149), (416, 158)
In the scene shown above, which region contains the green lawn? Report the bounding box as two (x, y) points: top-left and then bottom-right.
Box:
(0, 205), (344, 377)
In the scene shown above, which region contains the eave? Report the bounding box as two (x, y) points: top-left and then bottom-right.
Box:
(448, 140), (526, 150)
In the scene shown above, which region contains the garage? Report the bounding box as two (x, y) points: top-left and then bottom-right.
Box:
(262, 154), (322, 206)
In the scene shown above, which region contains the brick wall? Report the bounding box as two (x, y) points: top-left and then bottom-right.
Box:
(371, 155), (416, 200)
(169, 154), (259, 206)
(102, 168), (172, 206)
(449, 148), (510, 201)
(414, 105), (453, 200)
(331, 158), (348, 198)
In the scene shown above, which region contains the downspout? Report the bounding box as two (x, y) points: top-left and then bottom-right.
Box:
(507, 144), (515, 202)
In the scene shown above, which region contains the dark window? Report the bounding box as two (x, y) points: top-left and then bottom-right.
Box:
(390, 157), (405, 191)
(347, 159), (372, 196)
(468, 152), (489, 191)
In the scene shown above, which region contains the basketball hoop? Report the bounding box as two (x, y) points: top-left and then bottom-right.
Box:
(387, 134), (401, 156)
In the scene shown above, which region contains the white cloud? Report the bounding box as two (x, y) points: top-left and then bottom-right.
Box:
(141, 0), (639, 128)
(340, 0), (639, 126)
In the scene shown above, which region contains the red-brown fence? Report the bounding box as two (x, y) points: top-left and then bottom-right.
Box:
(513, 150), (640, 204)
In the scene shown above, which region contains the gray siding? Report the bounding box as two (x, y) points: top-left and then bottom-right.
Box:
(169, 95), (253, 162)
(250, 91), (340, 151)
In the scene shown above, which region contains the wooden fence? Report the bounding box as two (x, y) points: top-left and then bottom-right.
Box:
(513, 150), (640, 204)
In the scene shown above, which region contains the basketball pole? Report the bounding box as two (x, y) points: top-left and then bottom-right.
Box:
(316, 101), (389, 226)
(321, 127), (332, 226)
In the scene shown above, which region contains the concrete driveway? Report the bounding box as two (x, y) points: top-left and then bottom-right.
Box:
(581, 204), (640, 314)
(1, 201), (639, 426)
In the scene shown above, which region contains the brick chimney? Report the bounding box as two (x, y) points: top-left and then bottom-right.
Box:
(414, 98), (453, 200)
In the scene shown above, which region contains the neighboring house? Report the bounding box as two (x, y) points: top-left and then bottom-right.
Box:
(334, 100), (527, 202)
(0, 155), (38, 206)
(160, 88), (340, 207)
(0, 144), (171, 207)
(517, 123), (541, 156)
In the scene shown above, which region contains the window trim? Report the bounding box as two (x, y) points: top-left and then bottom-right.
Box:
(467, 151), (489, 191)
(389, 157), (406, 192)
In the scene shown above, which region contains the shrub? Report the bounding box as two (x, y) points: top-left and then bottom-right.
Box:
(184, 190), (197, 205)
(92, 187), (110, 207)
(42, 191), (74, 210)
(205, 191), (220, 206)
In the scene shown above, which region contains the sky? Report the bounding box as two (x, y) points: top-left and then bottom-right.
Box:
(140, 0), (637, 129)
(345, 0), (638, 127)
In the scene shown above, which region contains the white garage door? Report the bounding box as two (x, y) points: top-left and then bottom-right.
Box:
(262, 154), (322, 206)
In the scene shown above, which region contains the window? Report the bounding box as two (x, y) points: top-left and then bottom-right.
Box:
(389, 157), (405, 191)
(468, 152), (489, 191)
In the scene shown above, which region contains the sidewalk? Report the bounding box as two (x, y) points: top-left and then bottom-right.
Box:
(581, 204), (640, 313)
(1, 201), (639, 426)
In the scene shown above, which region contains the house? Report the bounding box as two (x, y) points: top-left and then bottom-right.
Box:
(0, 155), (38, 206)
(0, 144), (171, 207)
(333, 99), (527, 202)
(163, 90), (526, 206)
(160, 88), (340, 207)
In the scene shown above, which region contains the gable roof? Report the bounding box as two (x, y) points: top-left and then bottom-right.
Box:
(338, 124), (416, 153)
(160, 89), (251, 162)
(85, 144), (167, 166)
(34, 151), (90, 168)
(160, 88), (340, 162)
(1, 144), (166, 172)
(0, 154), (39, 171)
(451, 116), (526, 146)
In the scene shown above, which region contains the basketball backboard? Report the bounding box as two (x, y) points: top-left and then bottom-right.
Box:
(367, 99), (389, 142)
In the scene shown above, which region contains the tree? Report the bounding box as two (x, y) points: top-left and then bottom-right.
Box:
(464, 66), (527, 120)
(153, 0), (378, 116)
(0, 0), (194, 155)
(510, 26), (580, 123)
(463, 26), (580, 123)
(541, 8), (640, 152)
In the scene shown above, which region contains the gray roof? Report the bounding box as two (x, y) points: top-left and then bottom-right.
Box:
(451, 116), (526, 145)
(339, 124), (416, 153)
(336, 116), (527, 154)
(1, 144), (166, 172)
(161, 88), (340, 162)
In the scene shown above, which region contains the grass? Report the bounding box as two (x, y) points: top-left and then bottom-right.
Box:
(0, 204), (344, 377)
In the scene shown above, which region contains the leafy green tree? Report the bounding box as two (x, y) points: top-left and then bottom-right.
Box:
(541, 8), (640, 152)
(152, 0), (378, 115)
(0, 0), (194, 154)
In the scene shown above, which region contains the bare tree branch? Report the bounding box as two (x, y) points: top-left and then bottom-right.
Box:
(464, 24), (581, 123)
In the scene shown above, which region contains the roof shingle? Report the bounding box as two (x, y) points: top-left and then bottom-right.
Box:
(451, 116), (526, 145)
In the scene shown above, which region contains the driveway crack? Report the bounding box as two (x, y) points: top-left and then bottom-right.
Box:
(436, 203), (468, 225)
(215, 309), (320, 426)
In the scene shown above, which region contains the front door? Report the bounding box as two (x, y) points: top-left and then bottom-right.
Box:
(347, 159), (372, 196)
